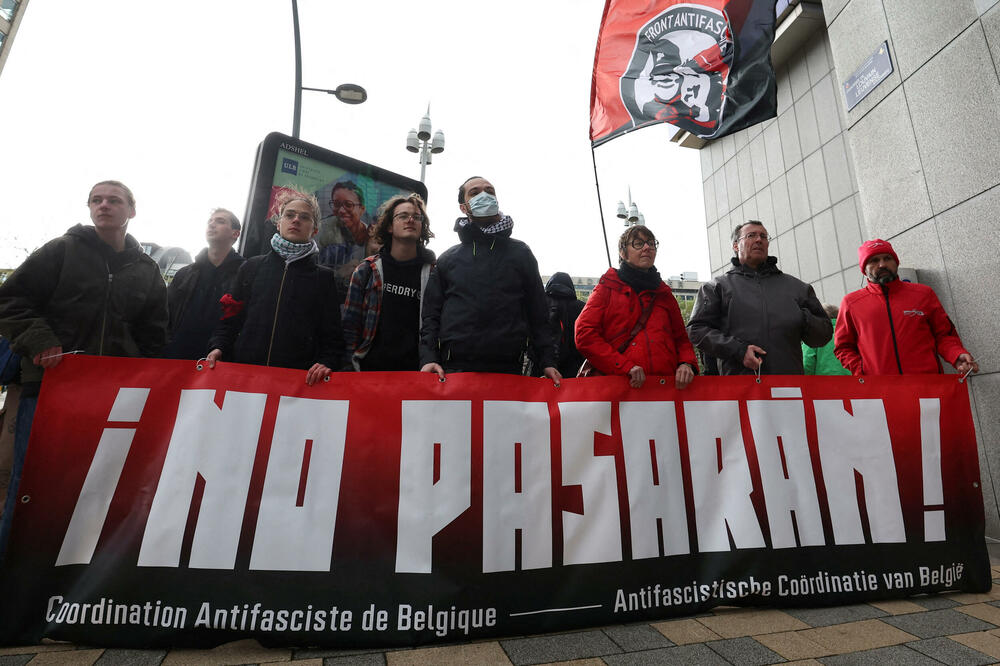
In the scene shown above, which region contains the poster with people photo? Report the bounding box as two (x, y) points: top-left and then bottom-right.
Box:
(241, 133), (427, 290)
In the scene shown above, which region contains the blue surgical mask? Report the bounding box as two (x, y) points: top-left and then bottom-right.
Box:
(465, 191), (499, 218)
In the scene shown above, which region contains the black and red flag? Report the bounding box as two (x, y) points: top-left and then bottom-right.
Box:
(590, 0), (778, 146)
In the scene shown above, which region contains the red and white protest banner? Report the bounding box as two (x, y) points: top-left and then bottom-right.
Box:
(0, 356), (988, 648)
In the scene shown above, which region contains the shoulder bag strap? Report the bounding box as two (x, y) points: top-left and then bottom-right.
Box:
(615, 294), (657, 353)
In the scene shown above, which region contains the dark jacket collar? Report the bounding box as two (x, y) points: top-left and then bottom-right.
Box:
(728, 255), (782, 276)
(194, 247), (243, 268)
(265, 249), (317, 269)
(66, 224), (144, 262)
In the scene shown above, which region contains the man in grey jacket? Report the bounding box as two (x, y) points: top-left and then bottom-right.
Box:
(687, 220), (831, 375)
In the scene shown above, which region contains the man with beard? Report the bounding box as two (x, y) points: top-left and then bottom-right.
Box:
(835, 239), (977, 376)
(687, 220), (831, 375)
(419, 176), (559, 385)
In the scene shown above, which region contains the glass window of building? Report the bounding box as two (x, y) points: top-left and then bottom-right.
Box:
(0, 32), (6, 50)
(0, 0), (18, 22)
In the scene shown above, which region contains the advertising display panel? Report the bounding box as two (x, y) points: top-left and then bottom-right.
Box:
(241, 133), (427, 287)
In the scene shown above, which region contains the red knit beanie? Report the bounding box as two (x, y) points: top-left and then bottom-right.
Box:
(858, 239), (899, 273)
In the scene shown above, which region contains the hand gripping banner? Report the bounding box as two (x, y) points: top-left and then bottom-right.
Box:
(590, 0), (778, 145)
(0, 356), (989, 648)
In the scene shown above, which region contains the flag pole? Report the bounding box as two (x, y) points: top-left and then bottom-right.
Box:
(590, 146), (613, 268)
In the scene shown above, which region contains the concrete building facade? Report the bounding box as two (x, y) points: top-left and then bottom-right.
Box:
(0, 0), (28, 77)
(692, 0), (1000, 536)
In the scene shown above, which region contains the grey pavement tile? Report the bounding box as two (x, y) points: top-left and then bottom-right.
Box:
(880, 609), (996, 639)
(906, 636), (996, 665)
(783, 604), (887, 627)
(321, 655), (385, 666)
(912, 595), (961, 610)
(0, 657), (33, 666)
(602, 623), (674, 651)
(706, 636), (783, 665)
(95, 650), (166, 666)
(818, 644), (940, 665)
(500, 630), (622, 666)
(603, 644), (730, 666)
(293, 648), (385, 660)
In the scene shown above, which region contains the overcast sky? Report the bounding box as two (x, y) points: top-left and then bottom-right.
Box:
(0, 1), (709, 280)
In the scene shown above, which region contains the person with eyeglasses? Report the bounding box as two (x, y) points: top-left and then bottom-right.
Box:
(206, 189), (347, 384)
(316, 180), (371, 292)
(687, 220), (831, 375)
(575, 225), (698, 389)
(419, 176), (559, 385)
(342, 194), (435, 371)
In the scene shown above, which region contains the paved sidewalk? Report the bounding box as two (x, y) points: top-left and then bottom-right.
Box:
(6, 579), (1000, 665)
(5, 556), (1000, 665)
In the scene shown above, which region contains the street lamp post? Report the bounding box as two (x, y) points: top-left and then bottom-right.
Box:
(616, 188), (645, 227)
(291, 0), (367, 139)
(406, 106), (445, 183)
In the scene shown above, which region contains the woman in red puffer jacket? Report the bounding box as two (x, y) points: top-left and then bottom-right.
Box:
(576, 225), (698, 389)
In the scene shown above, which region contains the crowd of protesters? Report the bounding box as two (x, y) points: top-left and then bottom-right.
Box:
(0, 177), (981, 563)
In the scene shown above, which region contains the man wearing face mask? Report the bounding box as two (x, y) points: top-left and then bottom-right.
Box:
(835, 239), (977, 376)
(419, 177), (560, 385)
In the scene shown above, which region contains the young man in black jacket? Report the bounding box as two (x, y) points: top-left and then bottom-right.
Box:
(206, 190), (346, 385)
(164, 208), (244, 359)
(419, 176), (559, 385)
(0, 180), (168, 560)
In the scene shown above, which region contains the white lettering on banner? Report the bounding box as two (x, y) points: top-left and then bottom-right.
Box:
(620, 402), (689, 558)
(249, 397), (349, 571)
(815, 400), (905, 544)
(482, 401), (553, 572)
(137, 390), (267, 568)
(747, 399), (825, 548)
(684, 401), (766, 552)
(920, 398), (946, 541)
(395, 401), (472, 574)
(559, 402), (623, 565)
(57, 387), (151, 565)
(60, 388), (942, 573)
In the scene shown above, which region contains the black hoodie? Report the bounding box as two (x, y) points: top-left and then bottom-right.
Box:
(544, 272), (585, 377)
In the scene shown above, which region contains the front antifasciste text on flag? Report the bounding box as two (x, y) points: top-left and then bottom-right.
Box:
(590, 0), (778, 145)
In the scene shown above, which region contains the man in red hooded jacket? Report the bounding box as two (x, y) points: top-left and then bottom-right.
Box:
(835, 239), (977, 376)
